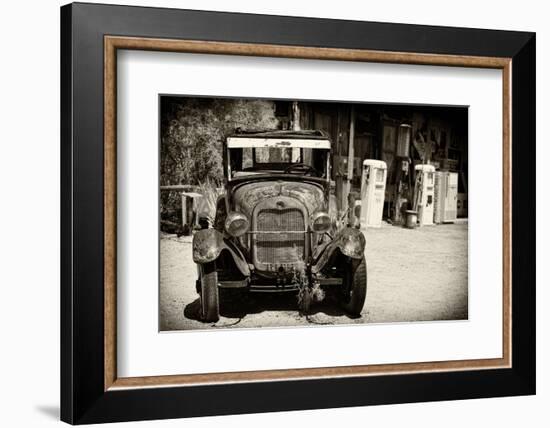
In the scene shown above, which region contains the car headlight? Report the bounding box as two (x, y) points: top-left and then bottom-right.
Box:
(224, 212), (249, 237)
(310, 211), (331, 232)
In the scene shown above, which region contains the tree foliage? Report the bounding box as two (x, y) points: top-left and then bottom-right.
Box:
(161, 97), (280, 186)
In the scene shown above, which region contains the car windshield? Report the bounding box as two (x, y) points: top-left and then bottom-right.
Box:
(229, 146), (329, 179)
(253, 147), (300, 164)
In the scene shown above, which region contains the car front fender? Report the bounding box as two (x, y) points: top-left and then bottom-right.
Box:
(312, 227), (366, 273)
(192, 229), (250, 276)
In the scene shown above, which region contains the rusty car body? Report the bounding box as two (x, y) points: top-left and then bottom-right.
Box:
(192, 130), (367, 322)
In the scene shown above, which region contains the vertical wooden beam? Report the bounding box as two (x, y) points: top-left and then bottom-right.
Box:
(347, 105), (356, 181)
(335, 107), (343, 211)
(343, 105), (356, 213)
(292, 101), (301, 131)
(181, 193), (187, 228)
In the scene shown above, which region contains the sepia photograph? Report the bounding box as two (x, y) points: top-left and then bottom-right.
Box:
(159, 96), (469, 331)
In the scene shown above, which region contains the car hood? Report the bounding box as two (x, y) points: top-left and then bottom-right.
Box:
(232, 180), (326, 218)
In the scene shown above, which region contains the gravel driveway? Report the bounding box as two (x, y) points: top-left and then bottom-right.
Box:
(160, 223), (468, 331)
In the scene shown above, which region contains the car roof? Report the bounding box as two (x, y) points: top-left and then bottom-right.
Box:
(227, 130), (331, 149)
(229, 129), (329, 140)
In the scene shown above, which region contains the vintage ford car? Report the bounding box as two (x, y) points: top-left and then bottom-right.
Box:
(192, 130), (367, 322)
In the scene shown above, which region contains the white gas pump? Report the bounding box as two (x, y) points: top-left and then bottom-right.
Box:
(360, 160), (387, 228)
(434, 171), (458, 223)
(444, 172), (458, 222)
(414, 164), (435, 226)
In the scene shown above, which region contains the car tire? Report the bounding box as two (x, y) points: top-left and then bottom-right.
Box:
(340, 256), (367, 317)
(199, 262), (219, 322)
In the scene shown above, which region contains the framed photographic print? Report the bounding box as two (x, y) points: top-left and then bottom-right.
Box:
(60, 2), (536, 424)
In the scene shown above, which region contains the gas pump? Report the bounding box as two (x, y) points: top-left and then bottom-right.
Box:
(392, 124), (413, 223)
(413, 164), (435, 226)
(360, 160), (387, 228)
(434, 171), (458, 223)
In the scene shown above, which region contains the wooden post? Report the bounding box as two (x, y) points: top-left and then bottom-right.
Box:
(343, 105), (355, 214)
(292, 101), (301, 131)
(180, 192), (187, 229)
(335, 107), (343, 212)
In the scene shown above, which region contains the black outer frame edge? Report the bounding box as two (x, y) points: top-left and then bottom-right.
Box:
(60, 4), (74, 425)
(79, 371), (531, 425)
(70, 1), (533, 57)
(60, 2), (536, 424)
(510, 34), (536, 392)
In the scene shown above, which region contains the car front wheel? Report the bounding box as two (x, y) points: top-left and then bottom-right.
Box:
(199, 262), (219, 322)
(340, 256), (367, 317)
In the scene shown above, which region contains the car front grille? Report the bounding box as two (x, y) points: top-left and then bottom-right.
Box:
(255, 208), (306, 265)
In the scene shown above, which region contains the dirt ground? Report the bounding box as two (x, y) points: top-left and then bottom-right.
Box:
(159, 222), (468, 331)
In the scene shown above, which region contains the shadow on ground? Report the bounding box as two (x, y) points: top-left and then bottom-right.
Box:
(35, 405), (59, 420)
(184, 291), (354, 326)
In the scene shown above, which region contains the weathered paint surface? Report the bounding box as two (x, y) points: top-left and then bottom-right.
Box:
(312, 227), (366, 273)
(192, 229), (225, 263)
(232, 181), (326, 218)
(192, 228), (250, 276)
(337, 227), (366, 259)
